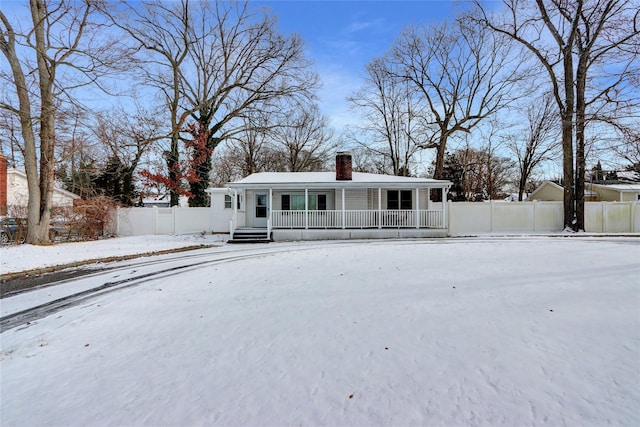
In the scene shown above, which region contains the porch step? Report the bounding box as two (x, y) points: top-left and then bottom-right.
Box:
(229, 228), (271, 244)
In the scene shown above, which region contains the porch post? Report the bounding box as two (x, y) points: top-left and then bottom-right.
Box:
(415, 187), (420, 228)
(305, 188), (309, 229)
(268, 188), (273, 233)
(377, 187), (382, 229)
(442, 187), (448, 229)
(234, 189), (238, 217)
(341, 188), (346, 229)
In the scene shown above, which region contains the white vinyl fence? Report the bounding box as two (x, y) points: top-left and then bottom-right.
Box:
(116, 201), (640, 237)
(448, 201), (640, 235)
(116, 207), (215, 236)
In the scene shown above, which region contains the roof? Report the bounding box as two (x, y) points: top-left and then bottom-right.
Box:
(592, 183), (640, 192)
(226, 172), (451, 190)
(529, 180), (563, 199)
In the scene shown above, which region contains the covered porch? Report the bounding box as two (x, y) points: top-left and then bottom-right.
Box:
(226, 178), (451, 241)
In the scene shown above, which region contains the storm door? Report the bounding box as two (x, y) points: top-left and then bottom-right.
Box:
(253, 193), (268, 227)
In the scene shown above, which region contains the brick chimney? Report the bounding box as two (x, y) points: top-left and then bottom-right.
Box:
(0, 154), (7, 215)
(335, 151), (352, 181)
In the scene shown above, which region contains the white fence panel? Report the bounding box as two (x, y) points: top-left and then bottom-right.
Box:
(155, 208), (175, 234)
(533, 202), (565, 232)
(449, 201), (637, 235)
(448, 202), (492, 235)
(117, 207), (213, 236)
(117, 207), (155, 236)
(175, 208), (212, 234)
(492, 203), (534, 232)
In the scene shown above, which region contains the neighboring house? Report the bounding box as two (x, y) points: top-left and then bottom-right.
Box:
(529, 179), (639, 202)
(528, 181), (564, 201)
(139, 194), (189, 207)
(2, 167), (80, 211)
(529, 180), (598, 201)
(590, 183), (640, 202)
(207, 152), (452, 242)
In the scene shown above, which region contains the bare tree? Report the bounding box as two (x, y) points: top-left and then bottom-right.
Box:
(91, 106), (163, 205)
(1, 1), (124, 244)
(390, 14), (524, 181)
(454, 143), (515, 201)
(506, 96), (561, 200)
(103, 0), (196, 206)
(476, 0), (640, 229)
(348, 57), (423, 176)
(273, 104), (334, 172)
(181, 1), (319, 206)
(574, 0), (639, 229)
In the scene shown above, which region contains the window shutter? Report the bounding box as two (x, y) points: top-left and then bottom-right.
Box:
(318, 194), (327, 211)
(282, 194), (290, 210)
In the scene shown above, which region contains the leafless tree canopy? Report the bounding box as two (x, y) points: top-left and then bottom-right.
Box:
(1, 0), (128, 244)
(103, 0), (320, 206)
(389, 14), (525, 180)
(505, 96), (561, 200)
(348, 58), (423, 176)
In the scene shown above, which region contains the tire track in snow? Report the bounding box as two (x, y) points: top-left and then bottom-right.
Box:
(0, 252), (270, 332)
(0, 240), (384, 332)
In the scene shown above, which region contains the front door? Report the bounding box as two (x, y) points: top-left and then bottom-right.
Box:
(253, 193), (268, 227)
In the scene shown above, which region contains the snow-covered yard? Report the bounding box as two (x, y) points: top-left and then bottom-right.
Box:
(1, 236), (639, 426)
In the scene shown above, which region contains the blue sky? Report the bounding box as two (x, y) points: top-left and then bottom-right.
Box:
(253, 1), (473, 129)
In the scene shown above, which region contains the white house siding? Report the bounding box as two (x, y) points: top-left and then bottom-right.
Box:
(208, 190), (234, 232)
(593, 186), (639, 202)
(7, 169), (79, 208)
(334, 189), (367, 210)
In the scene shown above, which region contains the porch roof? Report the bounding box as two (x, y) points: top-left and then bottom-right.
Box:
(227, 172), (451, 190)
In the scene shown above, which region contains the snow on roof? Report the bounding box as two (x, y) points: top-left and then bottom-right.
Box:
(616, 170), (640, 181)
(593, 183), (640, 192)
(228, 172), (450, 189)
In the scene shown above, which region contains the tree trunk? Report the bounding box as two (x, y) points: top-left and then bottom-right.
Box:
(561, 41), (576, 230)
(575, 55), (588, 231)
(29, 0), (55, 244)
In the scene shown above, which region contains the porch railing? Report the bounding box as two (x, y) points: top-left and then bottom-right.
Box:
(270, 209), (444, 229)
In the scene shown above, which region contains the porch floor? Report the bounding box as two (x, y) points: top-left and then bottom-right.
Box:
(271, 228), (448, 242)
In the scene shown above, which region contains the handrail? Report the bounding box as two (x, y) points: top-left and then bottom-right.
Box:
(270, 209), (445, 229)
(229, 212), (237, 236)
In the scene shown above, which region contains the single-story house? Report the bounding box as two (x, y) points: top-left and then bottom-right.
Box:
(529, 180), (639, 202)
(2, 167), (80, 212)
(590, 183), (640, 202)
(206, 152), (452, 242)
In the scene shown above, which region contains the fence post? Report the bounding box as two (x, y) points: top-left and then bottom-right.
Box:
(153, 206), (158, 235)
(602, 202), (607, 233)
(532, 201), (537, 233)
(490, 200), (495, 232)
(173, 206), (177, 234)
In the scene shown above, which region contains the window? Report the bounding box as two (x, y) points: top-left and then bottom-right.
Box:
(387, 190), (412, 210)
(224, 194), (242, 209)
(281, 194), (327, 210)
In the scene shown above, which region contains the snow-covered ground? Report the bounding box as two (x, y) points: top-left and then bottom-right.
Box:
(1, 236), (639, 426)
(0, 234), (228, 275)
